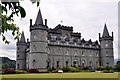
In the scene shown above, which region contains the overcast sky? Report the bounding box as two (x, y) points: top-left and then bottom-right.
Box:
(0, 0), (119, 60)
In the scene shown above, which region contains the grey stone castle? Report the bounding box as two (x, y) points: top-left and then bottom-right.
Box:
(16, 9), (114, 70)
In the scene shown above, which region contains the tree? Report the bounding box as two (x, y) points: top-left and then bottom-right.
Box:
(114, 61), (120, 72)
(0, 0), (40, 44)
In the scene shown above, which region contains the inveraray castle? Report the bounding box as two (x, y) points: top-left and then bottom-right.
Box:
(16, 9), (114, 70)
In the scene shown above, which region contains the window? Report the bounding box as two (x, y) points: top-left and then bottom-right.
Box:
(96, 52), (99, 57)
(48, 48), (50, 54)
(106, 62), (109, 66)
(75, 51), (77, 56)
(17, 64), (19, 69)
(82, 60), (85, 67)
(57, 60), (60, 68)
(17, 55), (19, 58)
(66, 50), (69, 55)
(90, 45), (92, 48)
(106, 52), (108, 57)
(96, 62), (99, 67)
(106, 44), (108, 47)
(66, 60), (69, 66)
(82, 51), (85, 56)
(33, 59), (36, 67)
(73, 60), (77, 67)
(17, 47), (20, 50)
(90, 61), (92, 66)
(33, 34), (37, 39)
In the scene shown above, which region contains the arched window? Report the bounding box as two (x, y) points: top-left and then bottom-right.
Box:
(48, 48), (50, 54)
(17, 55), (19, 58)
(33, 59), (36, 67)
(90, 61), (92, 67)
(17, 64), (19, 69)
(66, 50), (69, 55)
(106, 62), (109, 66)
(82, 50), (85, 56)
(57, 60), (60, 68)
(73, 60), (77, 67)
(66, 60), (69, 66)
(96, 52), (99, 57)
(75, 50), (77, 56)
(82, 60), (85, 67)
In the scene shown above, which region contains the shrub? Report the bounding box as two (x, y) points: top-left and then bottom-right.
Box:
(2, 68), (16, 74)
(15, 70), (27, 74)
(62, 66), (70, 72)
(83, 66), (89, 70)
(114, 63), (120, 72)
(102, 70), (114, 73)
(27, 68), (39, 73)
(69, 67), (76, 72)
(39, 70), (49, 73)
(105, 65), (113, 70)
(96, 66), (104, 71)
(52, 69), (60, 73)
(47, 68), (53, 72)
(89, 69), (95, 72)
(75, 66), (81, 72)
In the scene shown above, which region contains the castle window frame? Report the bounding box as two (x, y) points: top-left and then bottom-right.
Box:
(74, 50), (77, 56)
(81, 50), (85, 56)
(17, 55), (19, 58)
(48, 48), (50, 54)
(96, 52), (99, 57)
(66, 50), (69, 55)
(17, 47), (20, 50)
(17, 64), (19, 69)
(106, 51), (109, 57)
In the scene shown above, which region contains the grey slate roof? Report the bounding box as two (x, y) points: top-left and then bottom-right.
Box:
(35, 9), (43, 25)
(102, 24), (110, 37)
(20, 31), (26, 42)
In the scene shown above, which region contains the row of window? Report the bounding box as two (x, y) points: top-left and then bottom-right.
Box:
(48, 40), (99, 48)
(48, 48), (99, 57)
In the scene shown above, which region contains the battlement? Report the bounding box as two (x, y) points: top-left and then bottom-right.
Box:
(54, 24), (73, 31)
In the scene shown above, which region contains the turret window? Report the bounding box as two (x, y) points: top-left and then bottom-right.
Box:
(17, 55), (19, 58)
(17, 64), (19, 69)
(105, 44), (108, 47)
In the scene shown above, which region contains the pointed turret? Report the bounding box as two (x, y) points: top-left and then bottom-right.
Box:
(102, 24), (110, 37)
(20, 31), (26, 42)
(35, 8), (43, 25)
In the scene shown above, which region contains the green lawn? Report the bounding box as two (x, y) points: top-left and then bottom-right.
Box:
(1, 72), (119, 80)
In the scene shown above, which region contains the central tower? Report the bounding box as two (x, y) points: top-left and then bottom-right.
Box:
(29, 9), (48, 69)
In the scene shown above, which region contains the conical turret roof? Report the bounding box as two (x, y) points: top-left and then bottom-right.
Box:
(35, 8), (43, 25)
(20, 31), (26, 42)
(102, 24), (110, 37)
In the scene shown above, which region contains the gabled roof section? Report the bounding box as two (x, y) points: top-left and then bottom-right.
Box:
(35, 8), (43, 25)
(20, 31), (26, 42)
(102, 24), (110, 37)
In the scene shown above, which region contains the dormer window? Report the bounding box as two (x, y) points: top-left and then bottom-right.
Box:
(90, 45), (92, 48)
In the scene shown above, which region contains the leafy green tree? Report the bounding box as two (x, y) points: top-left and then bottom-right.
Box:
(114, 61), (120, 72)
(0, 0), (40, 44)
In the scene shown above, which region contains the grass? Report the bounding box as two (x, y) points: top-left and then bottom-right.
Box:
(1, 72), (119, 80)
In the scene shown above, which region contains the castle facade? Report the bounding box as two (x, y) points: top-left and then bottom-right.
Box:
(16, 9), (114, 70)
